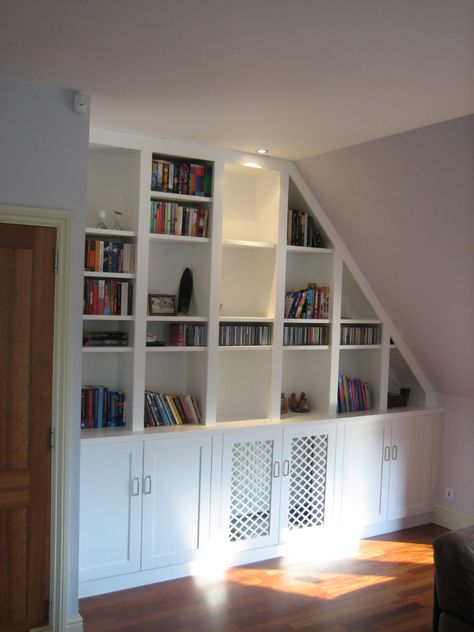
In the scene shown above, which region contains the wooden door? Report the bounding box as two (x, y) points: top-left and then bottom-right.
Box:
(0, 223), (56, 631)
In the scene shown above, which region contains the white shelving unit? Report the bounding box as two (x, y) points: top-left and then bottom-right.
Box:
(80, 130), (436, 434)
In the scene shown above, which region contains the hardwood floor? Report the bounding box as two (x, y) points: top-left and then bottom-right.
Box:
(80, 524), (446, 632)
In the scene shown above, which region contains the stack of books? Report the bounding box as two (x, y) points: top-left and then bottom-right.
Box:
(219, 323), (272, 346)
(83, 279), (133, 316)
(81, 386), (126, 428)
(151, 157), (212, 197)
(85, 239), (135, 273)
(287, 209), (325, 247)
(150, 201), (209, 237)
(169, 324), (206, 347)
(337, 375), (371, 413)
(83, 331), (129, 347)
(144, 391), (202, 426)
(285, 284), (330, 319)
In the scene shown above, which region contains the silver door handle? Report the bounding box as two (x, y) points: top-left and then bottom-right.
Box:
(130, 476), (140, 496)
(143, 475), (152, 495)
(392, 444), (398, 461)
(273, 461), (281, 478)
(384, 446), (391, 461)
(283, 459), (290, 477)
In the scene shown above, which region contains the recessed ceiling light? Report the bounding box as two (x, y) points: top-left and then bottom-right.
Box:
(256, 148), (269, 155)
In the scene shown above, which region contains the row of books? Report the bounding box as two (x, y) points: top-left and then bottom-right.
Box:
(340, 325), (381, 346)
(337, 375), (372, 413)
(219, 323), (272, 346)
(287, 209), (325, 248)
(84, 239), (135, 274)
(83, 331), (129, 347)
(84, 279), (133, 316)
(151, 158), (212, 197)
(283, 324), (330, 346)
(144, 390), (202, 426)
(285, 284), (330, 319)
(81, 386), (126, 428)
(150, 201), (209, 238)
(169, 323), (207, 347)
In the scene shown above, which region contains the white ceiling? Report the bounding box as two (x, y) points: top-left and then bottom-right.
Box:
(1, 0), (473, 159)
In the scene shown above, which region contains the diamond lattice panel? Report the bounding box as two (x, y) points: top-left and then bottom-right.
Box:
(288, 434), (328, 530)
(229, 440), (274, 542)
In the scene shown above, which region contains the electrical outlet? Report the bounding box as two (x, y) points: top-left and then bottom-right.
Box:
(445, 488), (455, 500)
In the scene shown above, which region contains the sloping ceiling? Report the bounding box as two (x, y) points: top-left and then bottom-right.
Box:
(1, 0), (473, 159)
(297, 115), (474, 399)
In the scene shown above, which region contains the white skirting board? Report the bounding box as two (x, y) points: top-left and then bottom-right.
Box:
(432, 505), (474, 531)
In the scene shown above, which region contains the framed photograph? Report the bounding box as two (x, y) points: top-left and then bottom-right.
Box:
(148, 294), (176, 316)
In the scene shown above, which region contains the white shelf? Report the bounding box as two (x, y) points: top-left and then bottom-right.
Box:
(83, 347), (133, 353)
(146, 346), (206, 353)
(340, 319), (382, 325)
(147, 316), (207, 322)
(283, 345), (330, 351)
(340, 344), (382, 350)
(85, 227), (137, 238)
(150, 190), (212, 204)
(284, 318), (330, 324)
(83, 315), (134, 321)
(219, 345), (273, 351)
(84, 271), (136, 279)
(286, 245), (333, 255)
(219, 316), (274, 323)
(149, 233), (210, 244)
(222, 239), (276, 249)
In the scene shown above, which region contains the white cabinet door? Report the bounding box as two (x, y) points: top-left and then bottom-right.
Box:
(387, 413), (436, 520)
(340, 417), (391, 527)
(279, 422), (337, 544)
(79, 440), (143, 581)
(220, 428), (283, 551)
(141, 434), (212, 570)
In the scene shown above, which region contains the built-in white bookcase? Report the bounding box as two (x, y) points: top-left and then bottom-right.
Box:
(81, 129), (436, 434)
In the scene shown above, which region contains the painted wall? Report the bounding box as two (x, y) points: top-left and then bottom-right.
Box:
(0, 77), (90, 621)
(297, 115), (474, 518)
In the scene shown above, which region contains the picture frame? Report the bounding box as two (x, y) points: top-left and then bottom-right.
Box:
(148, 294), (176, 316)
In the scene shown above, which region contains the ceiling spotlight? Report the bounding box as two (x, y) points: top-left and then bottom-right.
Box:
(256, 148), (269, 155)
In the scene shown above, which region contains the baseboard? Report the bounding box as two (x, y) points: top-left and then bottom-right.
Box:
(432, 505), (474, 531)
(65, 614), (84, 631)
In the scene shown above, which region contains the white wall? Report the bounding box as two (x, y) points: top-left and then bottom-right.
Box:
(0, 77), (90, 621)
(297, 116), (474, 518)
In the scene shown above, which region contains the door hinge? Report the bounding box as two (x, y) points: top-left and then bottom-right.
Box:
(49, 428), (55, 450)
(53, 248), (59, 273)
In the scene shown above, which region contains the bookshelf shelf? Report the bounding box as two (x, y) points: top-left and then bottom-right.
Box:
(84, 271), (136, 279)
(285, 245), (333, 255)
(83, 315), (134, 321)
(340, 344), (382, 350)
(219, 316), (274, 323)
(340, 319), (382, 325)
(218, 345), (273, 351)
(283, 345), (330, 351)
(150, 191), (212, 204)
(149, 234), (210, 244)
(82, 347), (133, 353)
(147, 316), (207, 323)
(146, 346), (207, 353)
(85, 227), (137, 238)
(284, 318), (330, 324)
(222, 239), (276, 250)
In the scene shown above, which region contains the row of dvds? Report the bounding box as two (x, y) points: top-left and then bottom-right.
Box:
(283, 324), (330, 346)
(340, 325), (381, 346)
(85, 239), (135, 274)
(169, 324), (207, 347)
(81, 386), (126, 429)
(150, 201), (209, 237)
(84, 279), (133, 316)
(219, 323), (273, 346)
(144, 391), (202, 426)
(284, 284), (330, 319)
(151, 158), (212, 197)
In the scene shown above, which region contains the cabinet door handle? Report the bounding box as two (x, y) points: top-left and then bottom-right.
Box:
(283, 459), (290, 477)
(384, 446), (391, 461)
(273, 461), (281, 478)
(392, 445), (398, 461)
(130, 476), (140, 496)
(143, 475), (152, 495)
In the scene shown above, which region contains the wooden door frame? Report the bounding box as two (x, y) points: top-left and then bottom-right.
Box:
(0, 204), (80, 631)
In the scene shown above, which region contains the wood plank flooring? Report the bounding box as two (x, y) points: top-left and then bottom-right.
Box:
(80, 524), (446, 632)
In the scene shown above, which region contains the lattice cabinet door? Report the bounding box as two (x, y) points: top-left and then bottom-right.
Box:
(220, 429), (283, 551)
(278, 423), (337, 543)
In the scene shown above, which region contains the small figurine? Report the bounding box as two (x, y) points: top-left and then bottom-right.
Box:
(112, 210), (125, 230)
(288, 392), (299, 412)
(288, 391), (311, 413)
(96, 210), (107, 229)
